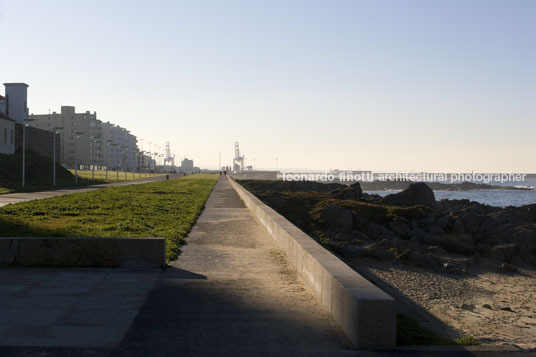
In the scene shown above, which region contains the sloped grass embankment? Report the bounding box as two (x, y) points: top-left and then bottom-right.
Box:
(0, 174), (218, 261)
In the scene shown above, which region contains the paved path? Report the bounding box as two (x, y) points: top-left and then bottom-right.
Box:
(0, 268), (160, 349)
(0, 175), (180, 207)
(116, 177), (353, 356)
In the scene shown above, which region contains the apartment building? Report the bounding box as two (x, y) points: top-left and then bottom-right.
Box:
(101, 122), (138, 171)
(29, 106), (103, 168)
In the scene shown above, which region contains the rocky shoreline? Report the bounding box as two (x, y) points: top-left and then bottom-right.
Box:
(238, 179), (536, 348)
(360, 180), (533, 191)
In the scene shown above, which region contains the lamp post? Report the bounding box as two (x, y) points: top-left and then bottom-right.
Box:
(21, 118), (35, 188)
(124, 148), (128, 180)
(74, 132), (84, 184)
(52, 127), (64, 186)
(105, 140), (112, 181)
(116, 145), (120, 182)
(91, 136), (101, 180)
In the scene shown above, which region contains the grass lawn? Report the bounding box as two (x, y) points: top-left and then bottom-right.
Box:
(69, 169), (165, 183)
(0, 174), (218, 261)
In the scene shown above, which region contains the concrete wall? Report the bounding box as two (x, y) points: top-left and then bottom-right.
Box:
(228, 177), (396, 350)
(0, 237), (166, 268)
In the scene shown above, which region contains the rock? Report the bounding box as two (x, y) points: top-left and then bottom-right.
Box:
(401, 250), (438, 269)
(383, 182), (437, 208)
(452, 218), (465, 234)
(420, 214), (436, 228)
(463, 212), (481, 235)
(369, 239), (397, 261)
(367, 223), (397, 240)
(443, 262), (469, 275)
(498, 262), (516, 273)
(351, 211), (369, 228)
(370, 246), (396, 261)
(390, 220), (411, 239)
(501, 307), (515, 313)
(350, 230), (370, 241)
(436, 234), (474, 255)
(482, 304), (492, 310)
(321, 204), (354, 233)
(334, 233), (353, 241)
(410, 228), (426, 241)
(421, 226), (445, 246)
(339, 245), (369, 259)
(489, 243), (518, 263)
(350, 182), (363, 198)
(436, 215), (450, 230)
(461, 303), (475, 311)
(427, 245), (447, 254)
(331, 187), (362, 201)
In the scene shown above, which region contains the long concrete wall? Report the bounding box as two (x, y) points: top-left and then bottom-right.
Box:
(228, 177), (396, 350)
(0, 237), (166, 268)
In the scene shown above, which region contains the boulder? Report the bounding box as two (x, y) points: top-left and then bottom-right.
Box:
(350, 182), (363, 198)
(419, 214), (436, 228)
(367, 223), (397, 240)
(436, 234), (474, 255)
(489, 243), (517, 263)
(383, 182), (437, 208)
(463, 212), (481, 235)
(390, 220), (411, 239)
(339, 245), (369, 259)
(436, 215), (450, 230)
(331, 187), (362, 201)
(321, 204), (354, 233)
(452, 218), (465, 235)
(399, 249), (438, 269)
(369, 240), (397, 261)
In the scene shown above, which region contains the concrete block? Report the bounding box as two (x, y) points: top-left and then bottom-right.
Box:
(0, 237), (165, 268)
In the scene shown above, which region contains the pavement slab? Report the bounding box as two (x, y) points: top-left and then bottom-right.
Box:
(0, 267), (160, 349)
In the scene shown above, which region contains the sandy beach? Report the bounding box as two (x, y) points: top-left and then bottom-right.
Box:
(349, 258), (536, 350)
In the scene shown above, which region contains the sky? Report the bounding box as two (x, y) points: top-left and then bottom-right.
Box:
(1, 0), (534, 172)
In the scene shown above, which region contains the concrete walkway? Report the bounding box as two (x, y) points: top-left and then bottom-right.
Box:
(0, 174), (179, 207)
(116, 177), (353, 356)
(0, 267), (160, 349)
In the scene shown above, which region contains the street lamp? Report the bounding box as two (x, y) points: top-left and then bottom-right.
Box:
(74, 132), (84, 184)
(105, 140), (112, 181)
(124, 147), (128, 180)
(91, 136), (102, 180)
(116, 145), (120, 182)
(52, 126), (64, 186)
(21, 118), (35, 188)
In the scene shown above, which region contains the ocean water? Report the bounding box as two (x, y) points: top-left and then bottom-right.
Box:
(366, 189), (536, 208)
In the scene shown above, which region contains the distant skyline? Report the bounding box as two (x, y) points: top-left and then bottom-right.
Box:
(1, 0), (534, 172)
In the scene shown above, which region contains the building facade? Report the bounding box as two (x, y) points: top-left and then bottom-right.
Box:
(0, 113), (15, 155)
(29, 107), (138, 170)
(29, 106), (103, 168)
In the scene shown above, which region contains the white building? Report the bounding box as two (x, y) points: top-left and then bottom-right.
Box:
(3, 83), (29, 125)
(0, 94), (15, 155)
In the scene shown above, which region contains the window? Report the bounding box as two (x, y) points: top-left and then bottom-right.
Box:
(10, 129), (13, 144)
(3, 128), (6, 144)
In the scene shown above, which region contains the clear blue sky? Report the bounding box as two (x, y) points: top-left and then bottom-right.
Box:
(1, 0), (534, 172)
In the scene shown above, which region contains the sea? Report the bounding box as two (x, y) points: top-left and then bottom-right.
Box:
(366, 178), (536, 208)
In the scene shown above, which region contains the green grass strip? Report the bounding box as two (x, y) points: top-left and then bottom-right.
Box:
(397, 313), (479, 346)
(0, 174), (218, 262)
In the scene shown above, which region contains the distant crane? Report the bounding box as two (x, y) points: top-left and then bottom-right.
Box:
(233, 141), (244, 173)
(164, 141), (175, 167)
